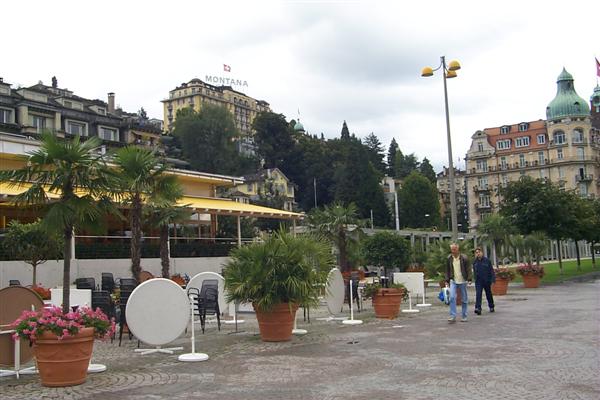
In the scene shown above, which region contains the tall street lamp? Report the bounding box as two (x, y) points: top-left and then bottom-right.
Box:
(421, 56), (461, 241)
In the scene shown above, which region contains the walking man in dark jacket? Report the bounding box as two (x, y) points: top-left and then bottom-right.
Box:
(445, 243), (471, 323)
(473, 247), (495, 315)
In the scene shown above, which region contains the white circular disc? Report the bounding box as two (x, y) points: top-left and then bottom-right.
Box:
(416, 304), (432, 307)
(186, 272), (226, 313)
(224, 319), (245, 324)
(126, 278), (190, 346)
(342, 320), (363, 325)
(178, 353), (209, 362)
(88, 364), (107, 373)
(402, 309), (420, 313)
(325, 268), (345, 315)
(292, 329), (308, 335)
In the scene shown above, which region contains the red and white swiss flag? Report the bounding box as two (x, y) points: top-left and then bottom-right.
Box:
(223, 64), (231, 72)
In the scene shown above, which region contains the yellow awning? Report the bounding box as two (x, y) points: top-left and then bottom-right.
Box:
(178, 196), (304, 220)
(0, 183), (303, 220)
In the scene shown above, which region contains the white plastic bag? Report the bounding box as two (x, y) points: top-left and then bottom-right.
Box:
(443, 287), (450, 305)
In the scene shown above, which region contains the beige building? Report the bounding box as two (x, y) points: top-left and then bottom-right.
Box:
(465, 69), (599, 230)
(228, 168), (296, 211)
(161, 78), (270, 153)
(436, 167), (468, 232)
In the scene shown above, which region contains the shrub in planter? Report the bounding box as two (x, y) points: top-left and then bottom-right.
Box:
(363, 282), (408, 319)
(224, 230), (333, 341)
(492, 267), (515, 295)
(516, 263), (544, 288)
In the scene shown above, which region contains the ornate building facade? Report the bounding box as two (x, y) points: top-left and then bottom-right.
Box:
(465, 69), (599, 230)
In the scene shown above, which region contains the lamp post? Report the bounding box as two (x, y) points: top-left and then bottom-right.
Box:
(422, 56), (461, 241)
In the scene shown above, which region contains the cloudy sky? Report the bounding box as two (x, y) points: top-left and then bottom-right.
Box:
(3, 0), (599, 172)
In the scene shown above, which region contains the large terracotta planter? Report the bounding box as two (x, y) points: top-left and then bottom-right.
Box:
(34, 327), (95, 387)
(372, 288), (403, 319)
(492, 278), (510, 295)
(253, 303), (298, 342)
(522, 274), (541, 288)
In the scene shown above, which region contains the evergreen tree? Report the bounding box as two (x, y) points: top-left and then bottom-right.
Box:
(419, 157), (437, 183)
(362, 132), (386, 176)
(387, 138), (398, 176)
(340, 120), (350, 140)
(395, 151), (419, 179)
(252, 111), (295, 171)
(397, 171), (441, 228)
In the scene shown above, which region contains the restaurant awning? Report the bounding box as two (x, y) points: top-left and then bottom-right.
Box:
(178, 196), (304, 220)
(0, 183), (304, 220)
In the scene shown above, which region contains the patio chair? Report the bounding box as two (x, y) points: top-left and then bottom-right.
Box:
(118, 286), (135, 346)
(9, 280), (21, 286)
(101, 273), (115, 294)
(76, 277), (96, 290)
(92, 290), (116, 341)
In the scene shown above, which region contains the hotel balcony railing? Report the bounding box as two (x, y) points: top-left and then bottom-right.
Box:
(575, 174), (593, 183)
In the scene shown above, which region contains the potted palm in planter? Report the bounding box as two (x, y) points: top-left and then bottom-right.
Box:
(361, 231), (411, 318)
(11, 306), (115, 387)
(491, 267), (516, 295)
(223, 229), (333, 342)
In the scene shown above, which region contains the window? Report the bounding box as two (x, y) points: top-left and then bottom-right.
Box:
(479, 194), (490, 207)
(577, 147), (584, 160)
(537, 134), (546, 144)
(97, 108), (106, 115)
(557, 148), (563, 160)
(500, 126), (510, 134)
(558, 167), (565, 179)
(553, 130), (566, 144)
(519, 154), (526, 167)
(476, 160), (488, 172)
(515, 136), (530, 147)
(572, 128), (584, 144)
(0, 108), (12, 123)
(477, 142), (484, 152)
(539, 169), (546, 179)
(519, 123), (529, 131)
(99, 127), (118, 141)
(67, 121), (86, 136)
(477, 177), (488, 188)
(501, 174), (508, 186)
(500, 156), (507, 170)
(31, 115), (46, 131)
(64, 100), (72, 108)
(247, 183), (253, 192)
(538, 151), (545, 165)
(496, 139), (511, 150)
(579, 183), (588, 196)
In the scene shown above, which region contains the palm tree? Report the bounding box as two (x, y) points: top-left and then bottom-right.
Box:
(477, 214), (512, 268)
(112, 147), (179, 281)
(0, 133), (115, 312)
(307, 202), (363, 273)
(145, 205), (190, 278)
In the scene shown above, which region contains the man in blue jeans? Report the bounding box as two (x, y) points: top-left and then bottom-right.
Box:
(445, 243), (471, 323)
(473, 247), (495, 315)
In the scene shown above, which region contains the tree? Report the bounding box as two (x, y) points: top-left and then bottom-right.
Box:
(587, 199), (600, 268)
(340, 120), (350, 140)
(113, 147), (179, 281)
(397, 171), (440, 228)
(500, 176), (578, 274)
(308, 202), (363, 273)
(387, 138), (398, 176)
(394, 151), (419, 179)
(362, 231), (411, 277)
(477, 214), (512, 267)
(0, 133), (116, 312)
(252, 112), (295, 171)
(362, 132), (386, 175)
(172, 104), (256, 175)
(2, 220), (63, 287)
(419, 157), (437, 183)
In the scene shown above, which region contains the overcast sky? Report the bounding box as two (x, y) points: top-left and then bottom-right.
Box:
(3, 0), (599, 172)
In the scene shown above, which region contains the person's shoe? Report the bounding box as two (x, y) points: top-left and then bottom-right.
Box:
(461, 317), (468, 322)
(447, 317), (456, 323)
(489, 307), (495, 313)
(474, 309), (482, 315)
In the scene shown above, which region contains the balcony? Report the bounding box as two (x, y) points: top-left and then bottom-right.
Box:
(475, 202), (493, 211)
(575, 174), (593, 183)
(473, 185), (490, 193)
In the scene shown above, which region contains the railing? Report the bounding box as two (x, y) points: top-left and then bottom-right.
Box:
(575, 174), (593, 183)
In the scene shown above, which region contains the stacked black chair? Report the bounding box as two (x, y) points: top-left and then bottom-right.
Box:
(9, 280), (21, 286)
(197, 280), (221, 334)
(76, 277), (96, 290)
(101, 273), (115, 294)
(117, 278), (137, 346)
(91, 290), (116, 341)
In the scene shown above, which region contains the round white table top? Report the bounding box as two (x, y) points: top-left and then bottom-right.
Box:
(186, 272), (226, 311)
(125, 278), (190, 346)
(325, 268), (345, 315)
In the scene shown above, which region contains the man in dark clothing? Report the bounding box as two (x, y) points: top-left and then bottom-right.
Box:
(473, 247), (495, 315)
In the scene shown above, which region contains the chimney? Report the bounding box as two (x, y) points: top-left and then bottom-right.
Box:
(107, 92), (115, 113)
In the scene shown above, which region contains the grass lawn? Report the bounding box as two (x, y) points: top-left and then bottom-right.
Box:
(511, 258), (600, 284)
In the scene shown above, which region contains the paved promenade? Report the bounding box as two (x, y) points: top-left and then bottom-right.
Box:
(2, 279), (599, 399)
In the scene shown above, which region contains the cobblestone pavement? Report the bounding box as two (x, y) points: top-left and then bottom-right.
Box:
(2, 279), (599, 399)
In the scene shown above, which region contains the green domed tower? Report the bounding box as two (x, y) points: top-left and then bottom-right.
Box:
(546, 68), (590, 121)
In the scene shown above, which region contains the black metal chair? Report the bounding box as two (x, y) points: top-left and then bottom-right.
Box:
(76, 277), (96, 290)
(91, 290), (116, 342)
(198, 286), (221, 334)
(9, 280), (21, 286)
(101, 273), (115, 294)
(116, 278), (137, 346)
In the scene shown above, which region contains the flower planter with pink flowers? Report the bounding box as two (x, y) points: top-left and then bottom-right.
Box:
(516, 263), (544, 289)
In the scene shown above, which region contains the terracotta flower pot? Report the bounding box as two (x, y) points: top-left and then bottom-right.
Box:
(492, 278), (510, 295)
(253, 303), (298, 342)
(522, 274), (541, 288)
(372, 288), (403, 319)
(34, 327), (95, 387)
